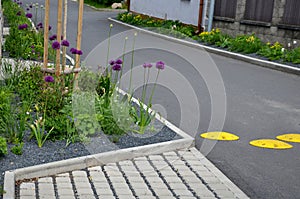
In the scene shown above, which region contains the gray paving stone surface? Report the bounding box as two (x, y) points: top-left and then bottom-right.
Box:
(16, 148), (249, 199)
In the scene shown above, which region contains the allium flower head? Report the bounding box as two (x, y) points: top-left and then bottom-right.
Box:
(52, 41), (60, 50)
(49, 34), (57, 41)
(109, 60), (115, 65)
(18, 24), (28, 30)
(29, 4), (33, 8)
(61, 40), (70, 47)
(26, 13), (32, 18)
(76, 50), (83, 55)
(143, 62), (152, 68)
(37, 22), (43, 29)
(44, 75), (54, 83)
(156, 61), (165, 70)
(112, 64), (122, 71)
(115, 59), (123, 64)
(16, 11), (22, 16)
(70, 48), (76, 54)
(48, 25), (52, 31)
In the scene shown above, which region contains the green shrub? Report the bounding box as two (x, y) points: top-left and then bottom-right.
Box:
(228, 34), (262, 54)
(99, 0), (122, 6)
(0, 136), (8, 156)
(3, 0), (49, 60)
(258, 42), (284, 61)
(284, 47), (300, 64)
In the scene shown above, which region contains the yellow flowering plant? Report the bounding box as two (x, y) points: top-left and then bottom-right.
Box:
(229, 34), (262, 54)
(258, 41), (284, 61)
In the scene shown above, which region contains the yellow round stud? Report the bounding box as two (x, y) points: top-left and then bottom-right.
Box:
(249, 139), (293, 149)
(200, 132), (239, 141)
(276, 134), (300, 143)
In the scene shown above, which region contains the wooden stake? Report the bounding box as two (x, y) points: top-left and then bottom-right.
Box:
(43, 0), (50, 70)
(74, 0), (84, 80)
(62, 0), (68, 71)
(55, 0), (63, 77)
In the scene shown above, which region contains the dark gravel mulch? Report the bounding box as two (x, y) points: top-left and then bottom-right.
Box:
(0, 123), (181, 199)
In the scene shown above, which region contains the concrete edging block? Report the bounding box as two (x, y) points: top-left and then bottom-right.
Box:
(3, 114), (194, 198)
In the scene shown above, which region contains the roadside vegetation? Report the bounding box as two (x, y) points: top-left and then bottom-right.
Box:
(117, 12), (300, 65)
(84, 0), (124, 9)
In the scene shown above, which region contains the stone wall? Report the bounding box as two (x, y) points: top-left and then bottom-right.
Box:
(211, 0), (300, 47)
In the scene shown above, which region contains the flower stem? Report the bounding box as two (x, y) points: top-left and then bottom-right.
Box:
(119, 37), (128, 89)
(106, 25), (113, 74)
(148, 69), (160, 107)
(128, 33), (137, 95)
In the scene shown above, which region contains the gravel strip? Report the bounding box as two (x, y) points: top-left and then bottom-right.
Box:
(0, 124), (181, 199)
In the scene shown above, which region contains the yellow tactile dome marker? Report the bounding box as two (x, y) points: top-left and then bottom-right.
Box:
(249, 139), (293, 149)
(200, 132), (239, 141)
(276, 134), (300, 143)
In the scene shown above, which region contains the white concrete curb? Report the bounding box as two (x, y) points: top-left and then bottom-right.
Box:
(3, 137), (194, 198)
(108, 18), (300, 76)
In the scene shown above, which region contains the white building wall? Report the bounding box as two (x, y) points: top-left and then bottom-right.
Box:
(130, 0), (200, 26)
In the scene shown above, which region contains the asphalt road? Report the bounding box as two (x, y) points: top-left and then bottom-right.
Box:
(20, 1), (300, 198)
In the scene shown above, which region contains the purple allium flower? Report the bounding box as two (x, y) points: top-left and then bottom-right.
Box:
(156, 61), (165, 70)
(44, 75), (54, 83)
(49, 34), (57, 41)
(18, 24), (28, 30)
(115, 59), (123, 64)
(61, 40), (69, 47)
(48, 25), (52, 31)
(26, 8), (30, 11)
(31, 45), (35, 49)
(112, 64), (122, 71)
(109, 60), (115, 65)
(143, 62), (153, 68)
(52, 41), (60, 50)
(70, 48), (76, 54)
(37, 22), (43, 29)
(29, 4), (33, 8)
(25, 13), (32, 18)
(76, 50), (83, 55)
(16, 11), (22, 16)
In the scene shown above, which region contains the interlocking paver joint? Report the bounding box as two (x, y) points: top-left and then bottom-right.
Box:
(14, 148), (248, 199)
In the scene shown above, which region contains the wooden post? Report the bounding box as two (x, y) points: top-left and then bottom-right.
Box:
(43, 0), (50, 69)
(197, 0), (204, 34)
(55, 0), (63, 77)
(127, 0), (130, 12)
(62, 0), (68, 71)
(75, 0), (84, 72)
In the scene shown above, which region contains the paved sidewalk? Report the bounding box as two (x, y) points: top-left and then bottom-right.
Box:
(16, 148), (248, 199)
